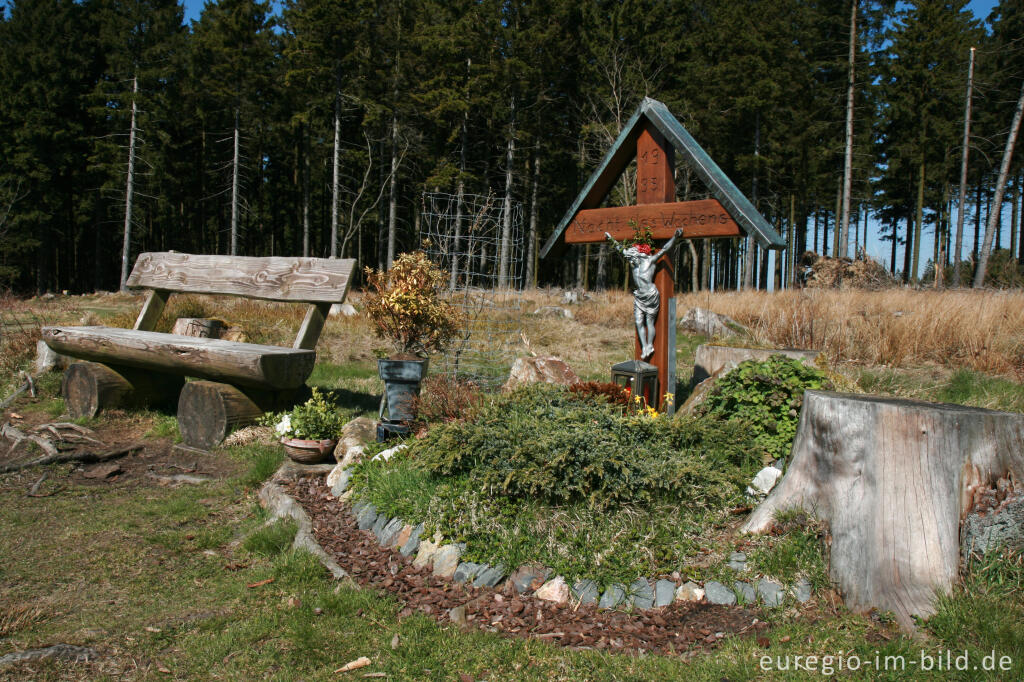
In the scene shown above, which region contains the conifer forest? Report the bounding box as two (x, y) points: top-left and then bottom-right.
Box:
(1, 0), (1022, 294)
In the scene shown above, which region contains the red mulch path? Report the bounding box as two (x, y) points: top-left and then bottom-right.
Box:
(285, 478), (770, 656)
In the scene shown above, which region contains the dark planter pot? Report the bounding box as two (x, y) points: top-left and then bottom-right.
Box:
(378, 357), (428, 423)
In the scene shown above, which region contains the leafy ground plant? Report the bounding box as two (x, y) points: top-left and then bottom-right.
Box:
(696, 356), (832, 464)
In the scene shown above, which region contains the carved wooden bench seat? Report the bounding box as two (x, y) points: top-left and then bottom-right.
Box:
(41, 252), (355, 449)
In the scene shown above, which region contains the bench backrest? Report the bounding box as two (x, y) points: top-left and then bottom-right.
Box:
(126, 252), (354, 303)
(126, 252), (357, 351)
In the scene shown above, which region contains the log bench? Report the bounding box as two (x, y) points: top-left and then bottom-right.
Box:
(42, 252), (355, 449)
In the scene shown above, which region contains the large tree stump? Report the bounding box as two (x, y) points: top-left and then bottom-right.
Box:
(743, 391), (1024, 629)
(62, 362), (184, 419)
(177, 381), (268, 450)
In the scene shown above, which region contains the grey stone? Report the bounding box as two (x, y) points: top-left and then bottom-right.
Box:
(598, 584), (626, 609)
(337, 417), (377, 467)
(473, 564), (507, 588)
(757, 579), (785, 607)
(326, 465), (352, 496)
(792, 578), (812, 603)
(733, 581), (756, 604)
(448, 605), (467, 627)
(379, 517), (405, 546)
(356, 503), (378, 530)
(704, 581), (736, 606)
(432, 544), (461, 578)
(630, 578), (655, 609)
(502, 357), (580, 392)
(727, 552), (747, 572)
(654, 579), (676, 607)
(678, 307), (750, 340)
(399, 523), (424, 557)
(571, 579), (599, 605)
(371, 514), (388, 540)
(453, 562), (482, 584)
(509, 564), (551, 594)
(412, 535), (441, 569)
(532, 305), (574, 319)
(748, 466), (783, 496)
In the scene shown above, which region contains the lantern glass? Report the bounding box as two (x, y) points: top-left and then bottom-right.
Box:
(610, 359), (659, 408)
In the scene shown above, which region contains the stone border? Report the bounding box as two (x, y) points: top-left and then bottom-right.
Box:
(328, 461), (815, 610)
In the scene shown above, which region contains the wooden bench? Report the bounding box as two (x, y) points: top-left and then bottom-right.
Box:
(42, 252), (355, 449)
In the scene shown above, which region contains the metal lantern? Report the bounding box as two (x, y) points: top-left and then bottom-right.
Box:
(611, 359), (659, 409)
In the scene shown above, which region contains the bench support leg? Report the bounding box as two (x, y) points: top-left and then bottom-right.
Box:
(177, 381), (267, 450)
(62, 361), (184, 419)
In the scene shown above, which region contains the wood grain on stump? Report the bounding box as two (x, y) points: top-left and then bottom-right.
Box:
(62, 361), (183, 419)
(743, 390), (1024, 629)
(177, 381), (266, 450)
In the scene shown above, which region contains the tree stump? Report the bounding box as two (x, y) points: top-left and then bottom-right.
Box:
(177, 381), (268, 450)
(62, 361), (184, 419)
(742, 390), (1024, 629)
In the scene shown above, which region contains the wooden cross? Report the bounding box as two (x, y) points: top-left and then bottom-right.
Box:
(565, 122), (741, 409)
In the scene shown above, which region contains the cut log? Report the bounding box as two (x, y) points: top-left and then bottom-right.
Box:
(62, 362), (183, 419)
(742, 390), (1024, 630)
(42, 327), (315, 390)
(177, 381), (267, 450)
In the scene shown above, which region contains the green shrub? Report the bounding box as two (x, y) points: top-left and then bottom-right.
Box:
(697, 356), (832, 464)
(409, 384), (758, 510)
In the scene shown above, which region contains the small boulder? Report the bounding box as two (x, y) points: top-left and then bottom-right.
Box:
(502, 357), (580, 392)
(432, 544), (461, 578)
(534, 576), (570, 605)
(399, 523), (424, 557)
(727, 552), (747, 572)
(704, 581), (736, 606)
(654, 579), (676, 607)
(509, 564), (552, 594)
(413, 535), (441, 569)
(630, 578), (655, 609)
(678, 307), (749, 339)
(329, 303), (357, 317)
(472, 564), (507, 588)
(35, 340), (71, 374)
(598, 584), (626, 609)
(453, 562), (482, 584)
(733, 581), (756, 604)
(748, 466), (783, 497)
(373, 443), (407, 463)
(448, 605), (467, 627)
(356, 504), (378, 531)
(792, 577), (812, 603)
(326, 465), (352, 496)
(676, 375), (718, 416)
(338, 417), (377, 467)
(675, 581), (705, 603)
(379, 518), (405, 546)
(757, 579), (785, 607)
(532, 305), (574, 319)
(571, 579), (599, 605)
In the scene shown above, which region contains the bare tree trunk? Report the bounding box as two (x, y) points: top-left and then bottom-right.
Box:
(743, 113), (760, 289)
(524, 145), (539, 290)
(499, 97), (516, 288)
(230, 108), (240, 256)
(119, 75), (139, 291)
(330, 90), (341, 258)
(912, 156), (925, 281)
(974, 79), (1024, 287)
(1012, 173), (1020, 261)
(386, 113), (398, 269)
(952, 48), (977, 286)
(701, 240), (710, 291)
(302, 125), (310, 257)
(839, 0), (857, 259)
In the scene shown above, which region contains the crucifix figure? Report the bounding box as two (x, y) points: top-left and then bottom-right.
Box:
(606, 228), (683, 360)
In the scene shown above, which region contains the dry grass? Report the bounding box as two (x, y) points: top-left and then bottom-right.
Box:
(678, 288), (1024, 376)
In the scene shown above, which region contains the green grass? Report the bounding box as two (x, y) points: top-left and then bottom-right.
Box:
(143, 413), (180, 441)
(230, 442), (286, 489)
(859, 367), (1024, 413)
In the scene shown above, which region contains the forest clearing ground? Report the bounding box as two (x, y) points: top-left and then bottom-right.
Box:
(0, 289), (1022, 679)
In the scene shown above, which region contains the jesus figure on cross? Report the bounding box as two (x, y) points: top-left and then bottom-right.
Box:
(605, 228), (683, 360)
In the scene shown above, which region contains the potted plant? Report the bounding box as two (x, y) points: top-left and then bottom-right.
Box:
(363, 252), (463, 422)
(272, 388), (347, 463)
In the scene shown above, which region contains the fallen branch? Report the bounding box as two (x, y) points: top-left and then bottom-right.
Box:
(0, 382), (29, 411)
(1, 422), (58, 457)
(27, 472), (47, 496)
(0, 443), (143, 474)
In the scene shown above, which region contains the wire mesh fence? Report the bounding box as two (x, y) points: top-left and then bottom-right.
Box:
(420, 191), (524, 388)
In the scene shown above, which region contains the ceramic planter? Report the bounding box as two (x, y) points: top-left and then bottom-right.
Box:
(378, 357), (428, 422)
(281, 437), (336, 464)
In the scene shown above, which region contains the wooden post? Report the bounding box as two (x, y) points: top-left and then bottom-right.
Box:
(636, 123), (675, 408)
